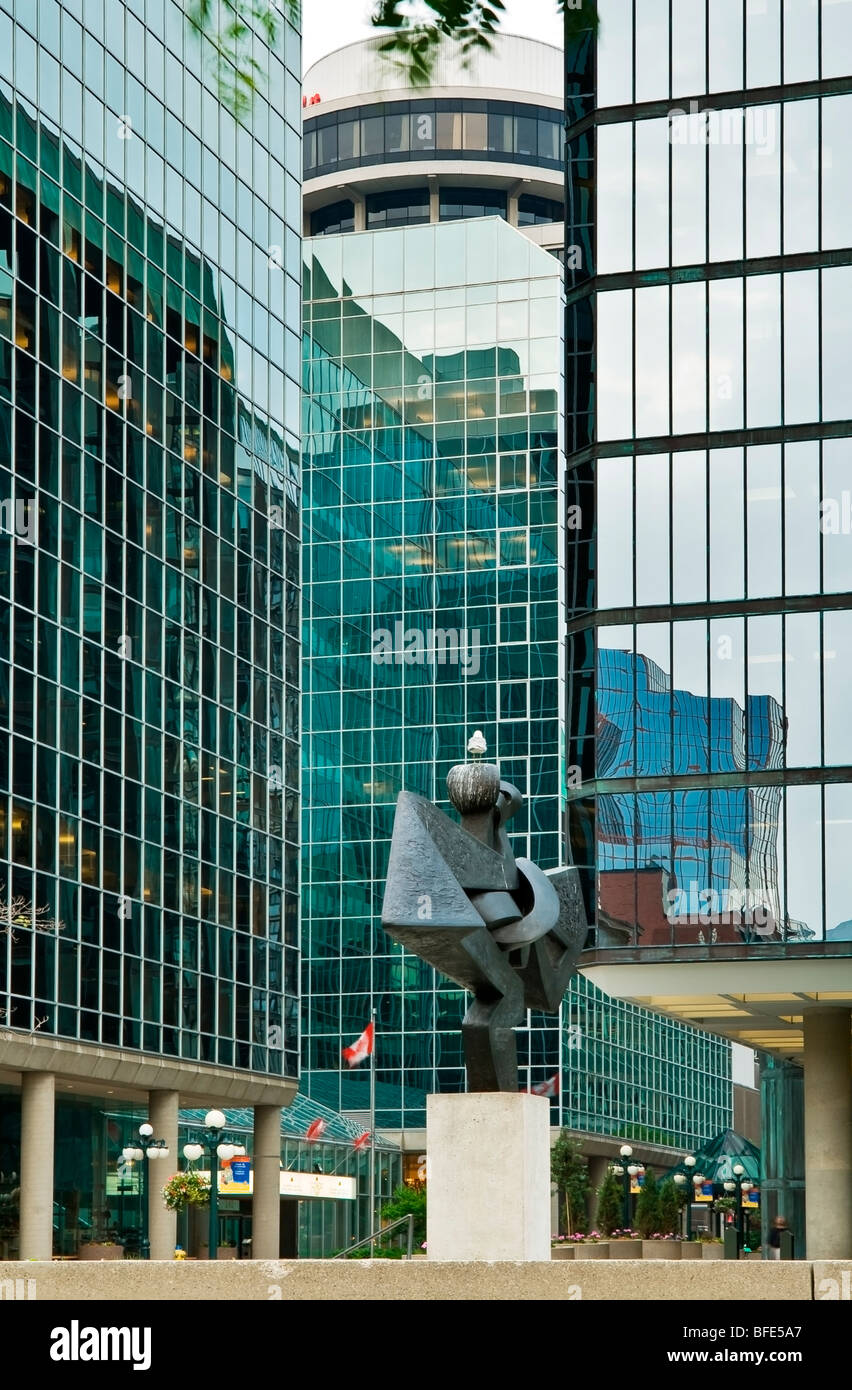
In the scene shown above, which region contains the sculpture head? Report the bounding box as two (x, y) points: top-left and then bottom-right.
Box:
(446, 760), (501, 815)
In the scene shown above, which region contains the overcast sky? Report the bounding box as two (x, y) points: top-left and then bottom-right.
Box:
(302, 0), (564, 73)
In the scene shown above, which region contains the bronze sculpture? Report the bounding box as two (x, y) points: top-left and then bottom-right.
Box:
(381, 734), (588, 1091)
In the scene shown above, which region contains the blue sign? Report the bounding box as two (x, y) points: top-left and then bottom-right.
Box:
(230, 1160), (251, 1185)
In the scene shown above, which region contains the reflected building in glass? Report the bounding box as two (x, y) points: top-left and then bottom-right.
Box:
(302, 35), (739, 1164)
(570, 1), (852, 1256)
(0, 0), (301, 1259)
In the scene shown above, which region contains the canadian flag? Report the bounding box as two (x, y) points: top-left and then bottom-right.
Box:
(531, 1073), (560, 1098)
(306, 1118), (326, 1142)
(342, 1021), (375, 1068)
(352, 1131), (371, 1151)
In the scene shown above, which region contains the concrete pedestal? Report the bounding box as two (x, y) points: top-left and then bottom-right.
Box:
(803, 1009), (852, 1259)
(426, 1093), (550, 1261)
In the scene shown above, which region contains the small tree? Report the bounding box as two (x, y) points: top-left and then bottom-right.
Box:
(381, 1182), (427, 1245)
(550, 1130), (590, 1235)
(595, 1168), (623, 1237)
(634, 1168), (661, 1239)
(658, 1178), (682, 1237)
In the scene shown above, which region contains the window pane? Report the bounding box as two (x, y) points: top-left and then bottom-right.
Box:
(783, 270), (818, 425)
(463, 111), (486, 150)
(597, 0), (633, 106)
(709, 0), (743, 91)
(385, 113), (408, 155)
(822, 95), (852, 251)
(337, 119), (360, 162)
(361, 116), (383, 156)
(596, 289), (632, 441)
(822, 0), (852, 79)
(783, 99), (818, 255)
(635, 0), (668, 102)
(672, 0), (706, 97)
(487, 112), (512, 153)
(597, 123), (632, 274)
(635, 118), (669, 270)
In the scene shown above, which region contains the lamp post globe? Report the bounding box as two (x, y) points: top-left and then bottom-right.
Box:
(205, 1109), (227, 1131)
(620, 1144), (633, 1159)
(139, 1123), (154, 1140)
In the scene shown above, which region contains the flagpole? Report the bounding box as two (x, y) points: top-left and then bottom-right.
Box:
(369, 1006), (377, 1256)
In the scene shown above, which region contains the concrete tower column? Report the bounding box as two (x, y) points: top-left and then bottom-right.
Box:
(148, 1090), (179, 1260)
(19, 1072), (55, 1260)
(252, 1105), (282, 1259)
(803, 1009), (852, 1259)
(427, 175), (439, 224)
(587, 1154), (610, 1229)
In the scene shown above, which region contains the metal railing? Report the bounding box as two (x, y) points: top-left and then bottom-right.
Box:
(332, 1213), (415, 1260)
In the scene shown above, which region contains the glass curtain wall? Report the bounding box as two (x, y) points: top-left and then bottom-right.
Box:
(0, 0), (301, 1076)
(303, 215), (733, 1143)
(568, 0), (852, 954)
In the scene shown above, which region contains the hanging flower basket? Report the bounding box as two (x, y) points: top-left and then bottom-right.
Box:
(162, 1171), (211, 1212)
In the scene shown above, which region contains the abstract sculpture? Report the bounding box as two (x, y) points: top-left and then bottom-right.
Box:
(381, 734), (588, 1091)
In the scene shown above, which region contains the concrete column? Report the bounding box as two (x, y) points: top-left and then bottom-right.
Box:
(19, 1072), (55, 1260)
(506, 178), (524, 227)
(803, 1009), (852, 1259)
(252, 1105), (282, 1260)
(587, 1154), (610, 1229)
(148, 1090), (179, 1260)
(428, 176), (439, 224)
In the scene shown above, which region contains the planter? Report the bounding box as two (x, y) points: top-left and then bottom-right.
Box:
(551, 1246), (576, 1260)
(702, 1244), (725, 1260)
(574, 1242), (609, 1259)
(608, 1239), (642, 1259)
(680, 1242), (703, 1260)
(78, 1243), (124, 1261)
(642, 1241), (681, 1259)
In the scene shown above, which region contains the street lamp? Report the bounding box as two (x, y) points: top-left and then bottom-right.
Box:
(730, 1162), (757, 1244)
(121, 1122), (169, 1259)
(613, 1144), (634, 1228)
(182, 1109), (245, 1260)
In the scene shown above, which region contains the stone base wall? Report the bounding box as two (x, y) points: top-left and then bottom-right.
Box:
(0, 1259), (847, 1300)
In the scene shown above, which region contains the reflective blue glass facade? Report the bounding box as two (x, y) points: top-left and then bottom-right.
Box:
(303, 215), (733, 1142)
(0, 0), (301, 1076)
(572, 1), (852, 1053)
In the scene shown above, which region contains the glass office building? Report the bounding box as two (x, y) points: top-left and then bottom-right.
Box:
(570, 1), (852, 1256)
(302, 212), (733, 1145)
(0, 0), (301, 1259)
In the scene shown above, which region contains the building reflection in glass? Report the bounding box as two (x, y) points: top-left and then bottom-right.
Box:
(594, 645), (818, 948)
